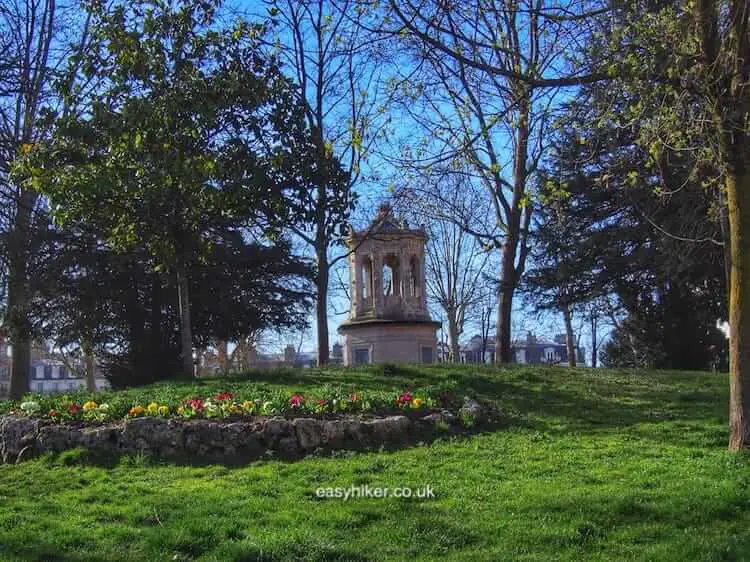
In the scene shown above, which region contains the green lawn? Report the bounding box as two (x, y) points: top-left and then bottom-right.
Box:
(1, 365), (748, 561)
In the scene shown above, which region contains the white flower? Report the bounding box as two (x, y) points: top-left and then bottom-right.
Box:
(19, 401), (40, 415)
(261, 401), (276, 415)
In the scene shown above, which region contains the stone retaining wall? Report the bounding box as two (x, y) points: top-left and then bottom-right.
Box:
(0, 399), (485, 464)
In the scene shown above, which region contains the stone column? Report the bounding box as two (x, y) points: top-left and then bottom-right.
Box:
(353, 254), (362, 317)
(397, 248), (405, 300)
(372, 251), (382, 316)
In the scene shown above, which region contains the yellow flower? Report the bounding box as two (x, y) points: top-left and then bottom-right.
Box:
(129, 405), (145, 416)
(412, 398), (424, 408)
(177, 406), (185, 415)
(20, 143), (34, 155)
(158, 405), (169, 416)
(82, 401), (98, 411)
(242, 401), (253, 411)
(147, 402), (159, 414)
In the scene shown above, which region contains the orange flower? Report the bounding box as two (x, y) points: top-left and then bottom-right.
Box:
(129, 405), (146, 417)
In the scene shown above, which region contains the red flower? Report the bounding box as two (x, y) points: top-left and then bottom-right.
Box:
(317, 399), (328, 407)
(48, 409), (58, 418)
(289, 394), (303, 408)
(396, 392), (413, 406)
(215, 391), (234, 401)
(185, 398), (205, 411)
(350, 394), (360, 402)
(68, 403), (81, 416)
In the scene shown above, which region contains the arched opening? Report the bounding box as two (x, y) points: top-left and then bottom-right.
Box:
(361, 257), (373, 305)
(382, 255), (400, 296)
(409, 256), (421, 298)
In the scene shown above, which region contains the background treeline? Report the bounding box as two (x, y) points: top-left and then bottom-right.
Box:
(0, 0), (740, 401)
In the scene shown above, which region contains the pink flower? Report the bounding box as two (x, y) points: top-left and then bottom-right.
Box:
(289, 394), (303, 408)
(215, 391), (234, 401)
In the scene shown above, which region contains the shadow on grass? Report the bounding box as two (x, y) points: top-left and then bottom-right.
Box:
(227, 364), (727, 431)
(68, 364), (731, 456)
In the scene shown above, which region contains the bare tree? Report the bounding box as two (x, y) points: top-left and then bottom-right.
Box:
(373, 0), (606, 362)
(266, 0), (391, 365)
(402, 177), (492, 362)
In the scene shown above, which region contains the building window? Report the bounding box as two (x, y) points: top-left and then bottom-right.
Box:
(421, 346), (434, 364)
(43, 365), (52, 379)
(354, 348), (370, 365)
(34, 366), (43, 379)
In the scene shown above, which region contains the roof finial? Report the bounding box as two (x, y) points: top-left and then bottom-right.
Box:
(377, 202), (392, 218)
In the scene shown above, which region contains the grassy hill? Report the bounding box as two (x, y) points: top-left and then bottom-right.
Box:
(0, 365), (748, 561)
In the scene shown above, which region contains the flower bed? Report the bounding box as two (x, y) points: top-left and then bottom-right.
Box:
(0, 395), (486, 465)
(0, 381), (494, 464)
(4, 386), (460, 425)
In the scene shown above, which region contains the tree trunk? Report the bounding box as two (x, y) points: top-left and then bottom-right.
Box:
(495, 241), (517, 363)
(7, 190), (37, 400)
(9, 340), (30, 400)
(150, 272), (163, 360)
(447, 313), (460, 362)
(590, 314), (598, 368)
(727, 170), (750, 450)
(494, 87), (529, 364)
(83, 340), (96, 392)
(316, 251), (330, 366)
(563, 304), (576, 368)
(176, 265), (194, 379)
(480, 306), (491, 363)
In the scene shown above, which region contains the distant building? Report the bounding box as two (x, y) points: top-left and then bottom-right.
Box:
(0, 336), (109, 396)
(460, 332), (585, 365)
(250, 349), (317, 370)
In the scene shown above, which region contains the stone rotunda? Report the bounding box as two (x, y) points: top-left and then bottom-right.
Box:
(338, 207), (440, 365)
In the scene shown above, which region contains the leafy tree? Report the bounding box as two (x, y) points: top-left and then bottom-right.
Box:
(591, 0), (748, 447)
(31, 223), (119, 390)
(31, 224), (313, 387)
(18, 0), (321, 378)
(188, 233), (313, 348)
(525, 85), (727, 371)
